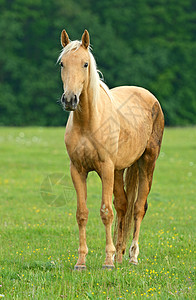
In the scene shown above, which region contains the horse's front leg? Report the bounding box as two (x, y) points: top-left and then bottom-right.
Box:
(70, 163), (88, 270)
(100, 162), (116, 269)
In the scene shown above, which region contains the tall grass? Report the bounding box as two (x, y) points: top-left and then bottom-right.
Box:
(0, 127), (195, 299)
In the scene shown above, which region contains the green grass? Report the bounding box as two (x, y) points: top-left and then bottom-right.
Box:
(0, 127), (195, 299)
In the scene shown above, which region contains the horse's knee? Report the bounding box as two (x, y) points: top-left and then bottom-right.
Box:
(100, 204), (114, 225)
(76, 208), (89, 226)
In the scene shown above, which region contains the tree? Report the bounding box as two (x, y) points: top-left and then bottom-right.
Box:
(0, 0), (195, 126)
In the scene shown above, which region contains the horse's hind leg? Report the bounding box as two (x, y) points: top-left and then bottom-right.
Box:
(113, 170), (127, 263)
(129, 140), (162, 264)
(129, 102), (164, 265)
(129, 149), (155, 264)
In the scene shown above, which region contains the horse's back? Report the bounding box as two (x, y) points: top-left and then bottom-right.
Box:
(110, 86), (164, 169)
(110, 86), (158, 108)
(110, 85), (163, 132)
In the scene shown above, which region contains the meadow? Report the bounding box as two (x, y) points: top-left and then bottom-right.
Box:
(0, 127), (195, 299)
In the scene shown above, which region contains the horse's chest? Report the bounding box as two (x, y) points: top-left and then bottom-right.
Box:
(67, 138), (99, 172)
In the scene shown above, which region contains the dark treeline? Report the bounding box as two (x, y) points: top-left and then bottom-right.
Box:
(0, 0), (196, 126)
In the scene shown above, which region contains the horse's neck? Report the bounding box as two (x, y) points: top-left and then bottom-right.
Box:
(72, 87), (98, 129)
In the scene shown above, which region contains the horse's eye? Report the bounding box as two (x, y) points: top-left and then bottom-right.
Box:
(60, 62), (63, 67)
(84, 62), (88, 68)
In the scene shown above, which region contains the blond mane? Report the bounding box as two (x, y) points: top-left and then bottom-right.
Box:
(57, 41), (113, 105)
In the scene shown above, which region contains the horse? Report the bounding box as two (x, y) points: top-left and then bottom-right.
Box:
(57, 29), (164, 270)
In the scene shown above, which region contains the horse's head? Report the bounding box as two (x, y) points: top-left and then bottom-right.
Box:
(59, 29), (90, 111)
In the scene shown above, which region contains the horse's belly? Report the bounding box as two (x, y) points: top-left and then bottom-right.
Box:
(115, 141), (146, 169)
(115, 125), (151, 169)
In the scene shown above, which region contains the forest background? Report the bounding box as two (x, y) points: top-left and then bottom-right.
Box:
(0, 0), (195, 126)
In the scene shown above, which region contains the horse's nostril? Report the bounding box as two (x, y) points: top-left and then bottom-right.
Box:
(74, 95), (77, 104)
(61, 94), (65, 103)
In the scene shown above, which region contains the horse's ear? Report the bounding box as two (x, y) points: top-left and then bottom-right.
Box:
(81, 29), (90, 49)
(61, 29), (70, 47)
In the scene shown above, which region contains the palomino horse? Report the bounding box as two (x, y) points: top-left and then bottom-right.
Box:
(58, 29), (164, 269)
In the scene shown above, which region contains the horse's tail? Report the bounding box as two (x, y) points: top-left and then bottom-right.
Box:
(113, 162), (139, 250)
(122, 162), (139, 249)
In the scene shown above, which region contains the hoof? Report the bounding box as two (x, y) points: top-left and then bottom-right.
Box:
(102, 265), (114, 270)
(74, 264), (86, 270)
(129, 258), (138, 265)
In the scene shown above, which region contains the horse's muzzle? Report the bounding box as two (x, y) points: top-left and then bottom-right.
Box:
(61, 94), (79, 111)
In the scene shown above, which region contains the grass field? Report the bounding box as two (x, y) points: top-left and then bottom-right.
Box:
(0, 127), (195, 299)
